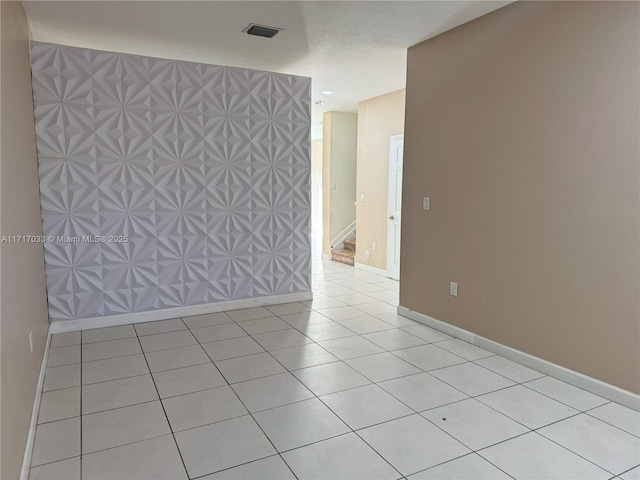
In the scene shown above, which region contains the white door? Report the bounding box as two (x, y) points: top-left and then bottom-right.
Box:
(387, 135), (403, 280)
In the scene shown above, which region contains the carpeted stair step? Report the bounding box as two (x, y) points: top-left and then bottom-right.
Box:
(343, 239), (356, 252)
(331, 249), (355, 266)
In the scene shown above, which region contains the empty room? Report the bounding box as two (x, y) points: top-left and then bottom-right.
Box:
(1, 1), (639, 479)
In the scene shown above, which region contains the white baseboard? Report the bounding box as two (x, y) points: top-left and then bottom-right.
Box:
(398, 305), (640, 411)
(354, 261), (389, 278)
(20, 325), (51, 480)
(50, 291), (313, 333)
(321, 253), (331, 261)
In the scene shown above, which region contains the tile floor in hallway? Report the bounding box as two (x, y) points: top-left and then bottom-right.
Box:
(30, 257), (640, 480)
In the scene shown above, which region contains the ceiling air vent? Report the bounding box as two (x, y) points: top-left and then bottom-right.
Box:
(244, 23), (283, 38)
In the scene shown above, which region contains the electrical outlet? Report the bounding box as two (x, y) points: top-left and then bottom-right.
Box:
(372, 241), (377, 250)
(450, 282), (458, 297)
(423, 197), (431, 211)
(29, 331), (33, 355)
(360, 193), (365, 202)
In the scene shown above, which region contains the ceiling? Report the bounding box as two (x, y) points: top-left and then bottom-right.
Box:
(23, 1), (510, 138)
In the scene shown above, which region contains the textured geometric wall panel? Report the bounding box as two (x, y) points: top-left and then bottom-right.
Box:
(31, 43), (311, 321)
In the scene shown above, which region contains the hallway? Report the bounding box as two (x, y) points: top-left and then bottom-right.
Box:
(30, 256), (639, 479)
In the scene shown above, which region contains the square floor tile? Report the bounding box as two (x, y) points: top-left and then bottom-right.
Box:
(318, 336), (384, 360)
(374, 289), (400, 301)
(315, 287), (355, 297)
(29, 457), (80, 480)
(434, 339), (494, 361)
(83, 374), (158, 414)
(478, 432), (610, 479)
(331, 279), (368, 289)
(215, 352), (285, 384)
(232, 372), (314, 412)
(477, 385), (578, 429)
(153, 363), (226, 398)
(175, 415), (276, 478)
(316, 306), (369, 321)
(82, 435), (187, 480)
(349, 283), (388, 294)
(225, 307), (273, 322)
(321, 384), (413, 430)
(298, 322), (356, 342)
(621, 466), (640, 480)
(336, 317), (395, 335)
(587, 402), (640, 437)
(474, 356), (544, 383)
(50, 331), (81, 348)
(292, 362), (370, 396)
(539, 414), (640, 475)
(238, 317), (290, 335)
(401, 325), (452, 343)
(422, 398), (529, 450)
(302, 298), (347, 310)
(378, 281), (399, 291)
(379, 373), (468, 411)
(201, 336), (264, 362)
(138, 331), (195, 354)
(82, 337), (142, 361)
(135, 318), (186, 336)
(31, 417), (80, 466)
(408, 453), (511, 480)
(82, 401), (170, 454)
(43, 364), (81, 392)
(363, 329), (426, 351)
(359, 415), (470, 476)
(252, 329), (313, 351)
(346, 352), (420, 382)
(333, 294), (378, 306)
(270, 343), (339, 370)
(280, 311), (334, 329)
(191, 323), (247, 343)
(201, 455), (295, 480)
(144, 345), (210, 373)
(82, 354), (149, 384)
(355, 302), (397, 316)
(38, 387), (80, 424)
(524, 377), (608, 411)
(376, 313), (419, 328)
(393, 345), (466, 371)
(182, 312), (233, 329)
(266, 302), (311, 316)
(254, 398), (350, 451)
(47, 345), (80, 367)
(429, 362), (515, 396)
(282, 432), (400, 479)
(162, 385), (247, 431)
(82, 325), (136, 344)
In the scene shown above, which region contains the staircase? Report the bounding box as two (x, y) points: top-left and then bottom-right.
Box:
(331, 238), (356, 266)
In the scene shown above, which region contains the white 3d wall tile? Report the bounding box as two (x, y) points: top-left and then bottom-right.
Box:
(30, 42), (311, 321)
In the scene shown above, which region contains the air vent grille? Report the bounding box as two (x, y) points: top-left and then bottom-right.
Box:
(244, 24), (282, 38)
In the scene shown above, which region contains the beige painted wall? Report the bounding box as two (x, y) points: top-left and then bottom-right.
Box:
(401, 1), (640, 394)
(1, 2), (51, 477)
(322, 111), (357, 254)
(311, 138), (323, 234)
(356, 89), (405, 270)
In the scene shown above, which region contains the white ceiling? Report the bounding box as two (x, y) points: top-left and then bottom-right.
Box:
(23, 1), (510, 138)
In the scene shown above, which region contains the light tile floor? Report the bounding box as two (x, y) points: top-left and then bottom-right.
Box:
(30, 257), (640, 480)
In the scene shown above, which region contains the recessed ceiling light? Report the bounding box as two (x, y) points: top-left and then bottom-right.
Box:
(322, 90), (333, 95)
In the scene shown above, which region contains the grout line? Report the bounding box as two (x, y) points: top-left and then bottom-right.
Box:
(131, 331), (190, 478)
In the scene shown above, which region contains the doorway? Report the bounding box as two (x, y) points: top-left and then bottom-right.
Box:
(387, 134), (404, 280)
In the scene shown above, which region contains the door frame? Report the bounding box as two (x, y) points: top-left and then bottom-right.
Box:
(386, 134), (404, 280)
